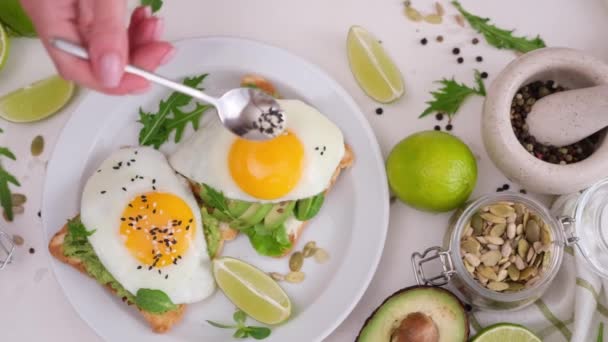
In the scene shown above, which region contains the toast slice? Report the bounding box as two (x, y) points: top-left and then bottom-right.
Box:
(48, 222), (186, 333)
(196, 143), (354, 258)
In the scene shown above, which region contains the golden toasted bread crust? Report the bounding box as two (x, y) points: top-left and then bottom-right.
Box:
(48, 223), (186, 333)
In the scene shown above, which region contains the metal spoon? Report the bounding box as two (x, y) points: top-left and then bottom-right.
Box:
(51, 38), (286, 141)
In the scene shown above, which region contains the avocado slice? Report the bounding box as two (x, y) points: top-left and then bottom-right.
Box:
(356, 286), (468, 342)
(231, 203), (273, 230)
(262, 201), (295, 230)
(294, 193), (325, 221)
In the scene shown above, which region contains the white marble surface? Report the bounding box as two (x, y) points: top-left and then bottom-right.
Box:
(1, 0), (607, 341)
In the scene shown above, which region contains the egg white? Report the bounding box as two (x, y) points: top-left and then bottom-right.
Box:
(169, 99), (345, 202)
(80, 147), (214, 304)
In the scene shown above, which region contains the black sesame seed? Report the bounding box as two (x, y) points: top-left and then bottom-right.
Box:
(122, 187), (127, 192)
(131, 178), (135, 182)
(452, 47), (460, 55)
(127, 162), (131, 167)
(476, 56), (483, 62)
(97, 169), (101, 173)
(137, 265), (142, 270)
(152, 186), (156, 191)
(481, 72), (488, 79)
(134, 151), (138, 155)
(158, 270), (162, 275)
(120, 217), (126, 221)
(29, 247), (35, 254)
(434, 125), (441, 131)
(148, 266), (153, 271)
(165, 275), (169, 279)
(420, 38), (428, 45)
(520, 189), (527, 194)
(446, 124), (453, 131)
(457, 57), (464, 64)
(502, 184), (510, 190)
(375, 107), (384, 115)
(435, 113), (444, 121)
(472, 38), (479, 45)
(100, 190), (107, 194)
(189, 219), (193, 223)
(37, 211), (41, 218)
(131, 159), (136, 162)
(152, 179), (156, 184)
(496, 188), (503, 192)
(113, 166), (119, 170)
(153, 209), (157, 214)
(315, 147), (319, 151)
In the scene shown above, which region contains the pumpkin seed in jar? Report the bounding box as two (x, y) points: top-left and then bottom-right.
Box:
(507, 264), (520, 281)
(520, 267), (537, 281)
(285, 271), (305, 283)
(314, 248), (329, 264)
(471, 214), (484, 234)
(31, 135), (44, 156)
(289, 252), (304, 272)
(526, 219), (541, 242)
(477, 265), (498, 281)
(464, 253), (481, 267)
(480, 250), (501, 267)
(507, 282), (525, 291)
(497, 269), (508, 282)
(507, 223), (516, 239)
(485, 236), (504, 245)
(490, 223), (506, 237)
(517, 239), (529, 259)
(487, 281), (509, 291)
(461, 238), (481, 254)
(464, 260), (475, 273)
(489, 204), (515, 217)
(541, 226), (552, 245)
(480, 213), (506, 224)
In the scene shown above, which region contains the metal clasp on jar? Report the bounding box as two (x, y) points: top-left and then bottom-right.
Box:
(557, 216), (580, 246)
(0, 230), (15, 270)
(411, 246), (456, 286)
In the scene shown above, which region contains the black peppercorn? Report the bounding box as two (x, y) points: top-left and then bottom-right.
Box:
(446, 124), (453, 131)
(375, 107), (383, 115)
(457, 57), (464, 64)
(452, 47), (460, 55)
(480, 72), (488, 79)
(435, 113), (444, 121)
(472, 38), (479, 45)
(476, 56), (483, 62)
(420, 38), (428, 45)
(434, 125), (441, 131)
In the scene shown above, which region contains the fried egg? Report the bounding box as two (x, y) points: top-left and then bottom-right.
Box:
(169, 99), (345, 202)
(80, 147), (214, 304)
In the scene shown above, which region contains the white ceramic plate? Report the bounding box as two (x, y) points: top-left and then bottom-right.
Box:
(43, 37), (389, 342)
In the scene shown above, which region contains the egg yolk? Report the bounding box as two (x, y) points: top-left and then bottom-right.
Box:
(229, 131), (304, 200)
(119, 192), (195, 268)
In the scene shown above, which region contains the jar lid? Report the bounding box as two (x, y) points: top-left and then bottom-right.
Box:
(572, 178), (608, 278)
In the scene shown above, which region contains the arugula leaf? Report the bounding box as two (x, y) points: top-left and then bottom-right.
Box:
(207, 310), (272, 340)
(138, 74), (209, 149)
(135, 288), (177, 314)
(419, 70), (486, 118)
(202, 184), (234, 219)
(140, 0), (163, 12)
(245, 225), (292, 257)
(452, 1), (546, 53)
(67, 218), (96, 239)
(0, 129), (19, 221)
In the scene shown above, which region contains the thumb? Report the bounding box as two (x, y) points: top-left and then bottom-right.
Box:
(88, 0), (128, 89)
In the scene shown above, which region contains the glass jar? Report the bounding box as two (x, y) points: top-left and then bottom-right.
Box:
(0, 229), (15, 270)
(411, 193), (565, 311)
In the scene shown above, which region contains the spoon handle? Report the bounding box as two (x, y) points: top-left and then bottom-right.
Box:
(51, 38), (219, 106)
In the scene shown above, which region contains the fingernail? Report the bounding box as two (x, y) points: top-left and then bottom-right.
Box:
(99, 52), (122, 88)
(153, 18), (164, 41)
(143, 6), (152, 18)
(130, 84), (150, 95)
(160, 47), (175, 65)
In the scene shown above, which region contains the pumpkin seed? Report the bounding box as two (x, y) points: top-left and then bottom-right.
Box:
(471, 214), (484, 234)
(485, 236), (504, 245)
(533, 241), (543, 253)
(464, 260), (475, 273)
(435, 2), (444, 15)
(303, 241), (317, 258)
(487, 244), (499, 251)
(497, 269), (508, 282)
(499, 261), (511, 271)
(526, 276), (541, 287)
(454, 14), (465, 27)
(12, 206), (24, 214)
(523, 211), (530, 227)
(507, 282), (525, 291)
(289, 252), (304, 272)
(507, 264), (520, 281)
(489, 204), (515, 217)
(507, 213), (517, 223)
(475, 236), (488, 244)
(476, 273), (489, 285)
(477, 265), (498, 281)
(285, 271), (305, 283)
(507, 223), (516, 239)
(526, 246), (536, 263)
(514, 255), (526, 270)
(499, 257), (510, 266)
(480, 250), (502, 266)
(480, 213), (506, 224)
(490, 223), (506, 237)
(404, 6), (423, 21)
(269, 272), (284, 281)
(31, 135), (44, 156)
(461, 238), (481, 254)
(543, 251), (551, 267)
(520, 267), (537, 281)
(501, 243), (512, 258)
(518, 239), (529, 259)
(541, 226), (552, 244)
(423, 14), (442, 24)
(464, 253), (481, 267)
(12, 234), (24, 246)
(526, 219), (540, 242)
(516, 224), (524, 235)
(314, 248), (329, 263)
(463, 225), (473, 237)
(487, 281), (509, 291)
(11, 193), (26, 206)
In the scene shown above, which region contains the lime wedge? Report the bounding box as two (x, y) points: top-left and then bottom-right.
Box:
(347, 25), (404, 103)
(0, 75), (74, 123)
(0, 22), (10, 71)
(213, 257), (291, 325)
(472, 323), (541, 342)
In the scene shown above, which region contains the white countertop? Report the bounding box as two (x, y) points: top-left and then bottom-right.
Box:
(1, 0), (607, 341)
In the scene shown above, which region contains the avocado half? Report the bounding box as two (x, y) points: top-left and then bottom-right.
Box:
(356, 286), (469, 342)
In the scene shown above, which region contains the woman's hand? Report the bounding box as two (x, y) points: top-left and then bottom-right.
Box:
(21, 0), (174, 95)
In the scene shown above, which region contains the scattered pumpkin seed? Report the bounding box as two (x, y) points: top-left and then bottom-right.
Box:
(31, 135), (44, 156)
(454, 14), (465, 27)
(424, 14), (442, 24)
(314, 248), (329, 264)
(12, 206), (24, 215)
(435, 2), (444, 16)
(12, 234), (24, 246)
(269, 272), (284, 281)
(11, 193), (26, 206)
(285, 271), (305, 283)
(289, 252), (304, 272)
(404, 6), (423, 21)
(303, 241), (317, 258)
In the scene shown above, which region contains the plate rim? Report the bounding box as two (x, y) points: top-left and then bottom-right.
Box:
(42, 36), (389, 342)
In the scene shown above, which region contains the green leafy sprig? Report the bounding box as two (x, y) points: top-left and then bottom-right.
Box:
(202, 184), (235, 220)
(452, 1), (546, 53)
(0, 128), (20, 221)
(419, 70), (486, 118)
(138, 74), (211, 149)
(140, 0), (163, 13)
(207, 310), (272, 340)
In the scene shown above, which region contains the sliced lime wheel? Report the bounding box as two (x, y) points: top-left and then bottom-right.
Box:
(472, 323), (541, 342)
(0, 75), (74, 123)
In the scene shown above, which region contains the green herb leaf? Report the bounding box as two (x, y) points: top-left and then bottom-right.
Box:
(233, 329), (249, 338)
(598, 322), (604, 342)
(233, 310), (247, 326)
(206, 320), (237, 329)
(248, 326), (272, 340)
(419, 70), (486, 118)
(452, 1), (546, 53)
(67, 218), (96, 239)
(0, 129), (20, 221)
(140, 0), (163, 12)
(138, 74), (209, 149)
(135, 288), (177, 314)
(245, 225), (292, 257)
(202, 184), (234, 219)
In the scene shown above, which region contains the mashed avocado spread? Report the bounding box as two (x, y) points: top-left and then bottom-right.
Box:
(201, 207), (221, 258)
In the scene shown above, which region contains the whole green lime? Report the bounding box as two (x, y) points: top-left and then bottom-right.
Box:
(386, 131), (477, 212)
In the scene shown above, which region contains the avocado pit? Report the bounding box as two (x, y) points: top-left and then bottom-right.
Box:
(392, 312), (439, 342)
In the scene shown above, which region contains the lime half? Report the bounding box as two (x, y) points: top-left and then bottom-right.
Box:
(0, 22), (9, 71)
(347, 25), (404, 103)
(0, 75), (74, 123)
(472, 323), (541, 342)
(213, 257), (291, 325)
